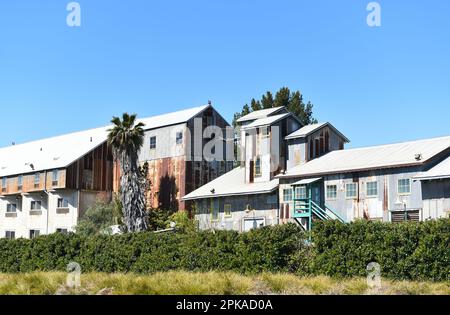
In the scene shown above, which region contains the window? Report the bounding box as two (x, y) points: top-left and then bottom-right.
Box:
(34, 173), (40, 186)
(398, 179), (411, 195)
(326, 185), (337, 200)
(6, 204), (17, 213)
(283, 188), (293, 202)
(1, 177), (6, 192)
(5, 231), (15, 239)
(17, 175), (23, 190)
(295, 186), (307, 199)
(56, 228), (68, 234)
(255, 157), (262, 177)
(57, 198), (69, 208)
(260, 126), (270, 138)
(224, 204), (232, 218)
(346, 183), (358, 199)
(210, 199), (219, 221)
(31, 201), (42, 211)
(52, 170), (59, 186)
(176, 132), (183, 145)
(29, 230), (40, 239)
(150, 136), (157, 149)
(366, 181), (378, 197)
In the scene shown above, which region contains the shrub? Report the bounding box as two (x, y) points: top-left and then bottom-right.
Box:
(0, 219), (448, 281)
(312, 219), (449, 281)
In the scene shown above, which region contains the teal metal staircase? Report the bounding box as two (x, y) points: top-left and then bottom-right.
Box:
(293, 198), (345, 231)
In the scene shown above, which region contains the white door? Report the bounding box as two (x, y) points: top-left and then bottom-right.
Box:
(243, 218), (265, 232)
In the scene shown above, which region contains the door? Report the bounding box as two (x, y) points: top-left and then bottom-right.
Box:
(310, 182), (322, 205)
(243, 218), (265, 232)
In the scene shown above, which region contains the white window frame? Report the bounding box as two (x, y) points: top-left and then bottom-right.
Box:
(31, 200), (42, 211)
(295, 186), (307, 199)
(52, 170), (59, 186)
(6, 203), (17, 213)
(345, 183), (358, 199)
(398, 178), (411, 195)
(29, 229), (40, 239)
(326, 185), (338, 200)
(17, 175), (23, 190)
(283, 188), (293, 202)
(57, 198), (69, 209)
(366, 181), (378, 198)
(150, 136), (157, 150)
(34, 173), (40, 185)
(5, 230), (15, 239)
(255, 156), (262, 178)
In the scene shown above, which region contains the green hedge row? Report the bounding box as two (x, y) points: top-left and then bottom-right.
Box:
(312, 219), (449, 281)
(0, 219), (448, 281)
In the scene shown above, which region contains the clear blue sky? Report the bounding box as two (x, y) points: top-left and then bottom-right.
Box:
(0, 0), (449, 148)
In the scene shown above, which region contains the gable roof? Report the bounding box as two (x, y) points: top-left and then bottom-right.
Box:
(0, 104), (213, 178)
(139, 104), (211, 130)
(414, 156), (450, 181)
(236, 106), (286, 123)
(285, 122), (350, 143)
(241, 113), (293, 130)
(182, 167), (279, 200)
(0, 126), (110, 178)
(281, 136), (450, 178)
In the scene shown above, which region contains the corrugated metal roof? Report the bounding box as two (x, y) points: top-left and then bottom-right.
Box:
(182, 167), (279, 200)
(139, 104), (210, 130)
(241, 113), (291, 130)
(236, 107), (286, 123)
(285, 122), (350, 142)
(286, 123), (328, 138)
(0, 126), (109, 177)
(414, 156), (450, 181)
(282, 136), (450, 178)
(0, 105), (211, 178)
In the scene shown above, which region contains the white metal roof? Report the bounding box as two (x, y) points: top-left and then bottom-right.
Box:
(0, 105), (211, 178)
(292, 177), (322, 186)
(236, 106), (286, 123)
(182, 167), (279, 200)
(285, 122), (350, 142)
(282, 136), (450, 178)
(139, 104), (210, 130)
(241, 113), (292, 130)
(0, 126), (110, 177)
(414, 156), (450, 181)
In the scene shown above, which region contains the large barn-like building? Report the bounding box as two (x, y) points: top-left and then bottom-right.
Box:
(184, 107), (450, 232)
(0, 104), (232, 239)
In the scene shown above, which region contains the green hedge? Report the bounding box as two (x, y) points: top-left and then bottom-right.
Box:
(312, 219), (450, 281)
(0, 219), (448, 281)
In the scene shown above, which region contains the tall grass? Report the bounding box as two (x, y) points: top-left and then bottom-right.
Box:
(0, 272), (448, 295)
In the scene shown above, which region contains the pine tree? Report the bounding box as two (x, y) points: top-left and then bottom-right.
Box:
(233, 87), (317, 127)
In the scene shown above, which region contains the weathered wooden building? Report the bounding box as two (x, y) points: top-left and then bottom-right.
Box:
(184, 107), (450, 232)
(0, 127), (114, 239)
(0, 104), (232, 239)
(130, 104), (233, 211)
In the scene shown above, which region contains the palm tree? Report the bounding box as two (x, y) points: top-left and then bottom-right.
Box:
(108, 113), (148, 232)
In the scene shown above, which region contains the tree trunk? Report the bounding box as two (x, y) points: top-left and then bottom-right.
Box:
(119, 151), (148, 232)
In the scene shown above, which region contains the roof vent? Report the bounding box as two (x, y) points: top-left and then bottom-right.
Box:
(210, 188), (215, 194)
(90, 137), (93, 142)
(11, 142), (15, 146)
(208, 100), (212, 106)
(415, 154), (423, 161)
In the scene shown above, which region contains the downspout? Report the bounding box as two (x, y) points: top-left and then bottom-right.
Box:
(44, 170), (49, 235)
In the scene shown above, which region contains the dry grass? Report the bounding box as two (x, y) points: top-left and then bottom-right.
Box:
(0, 272), (448, 295)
